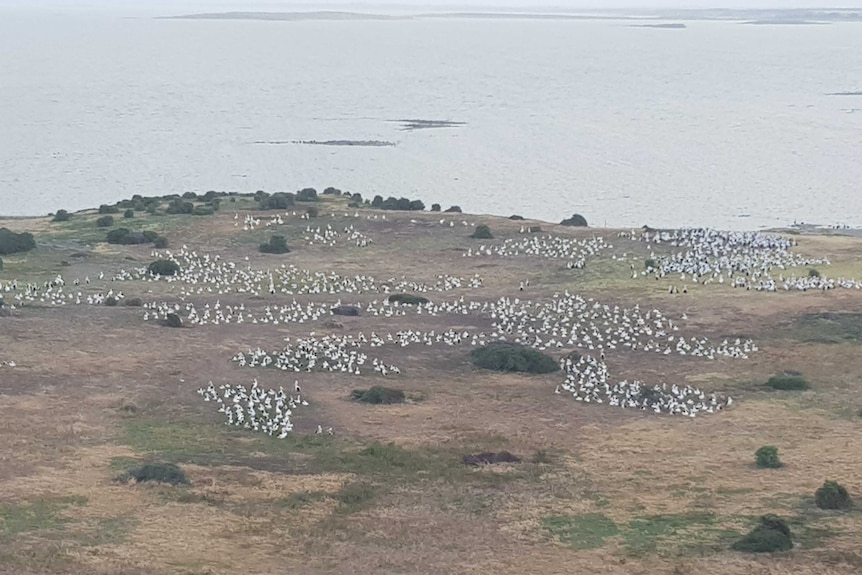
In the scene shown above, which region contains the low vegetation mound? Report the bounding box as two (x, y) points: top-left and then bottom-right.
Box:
(444, 205), (462, 213)
(755, 446), (783, 469)
(124, 462), (189, 485)
(164, 312), (183, 328)
(0, 228), (36, 255)
(560, 213), (588, 227)
(259, 192), (295, 210)
(470, 224), (493, 239)
(815, 480), (853, 510)
(732, 515), (793, 553)
(766, 372), (809, 390)
(388, 293), (429, 305)
(96, 215), (114, 228)
(350, 386), (406, 404)
(462, 451), (521, 466)
(147, 259), (180, 276)
(259, 235), (290, 254)
(125, 298), (143, 307)
(370, 195), (425, 211)
(52, 209), (71, 222)
(331, 305), (361, 316)
(471, 342), (559, 374)
(295, 187), (318, 201)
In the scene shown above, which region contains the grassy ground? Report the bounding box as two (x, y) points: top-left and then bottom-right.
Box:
(2, 198), (862, 574)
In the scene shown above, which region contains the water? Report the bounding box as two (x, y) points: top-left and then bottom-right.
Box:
(2, 9), (861, 229)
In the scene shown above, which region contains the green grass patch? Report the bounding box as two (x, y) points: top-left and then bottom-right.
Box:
(0, 496), (88, 540)
(624, 512), (716, 555)
(334, 481), (377, 514)
(789, 313), (862, 344)
(542, 513), (619, 550)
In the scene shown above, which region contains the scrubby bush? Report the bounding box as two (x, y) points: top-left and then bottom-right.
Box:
(371, 195), (384, 208)
(125, 462), (189, 485)
(96, 215), (114, 228)
(125, 298), (143, 307)
(0, 258), (3, 271)
(755, 446), (783, 469)
(181, 191), (198, 200)
(732, 515), (793, 553)
(815, 480), (852, 510)
(388, 293), (429, 305)
(470, 342), (559, 374)
(259, 192), (295, 210)
(331, 305), (361, 316)
(351, 386), (406, 404)
(153, 236), (168, 249)
(296, 187), (318, 201)
(0, 228), (36, 255)
(104, 296), (118, 307)
(166, 199), (194, 214)
(323, 187), (342, 195)
(192, 205), (214, 216)
(409, 199), (425, 211)
(645, 258), (657, 269)
(808, 268), (821, 278)
(52, 209), (71, 222)
(431, 203), (441, 212)
(350, 193), (363, 204)
(306, 206), (319, 218)
(165, 313), (183, 328)
(560, 213), (588, 227)
(470, 224), (493, 239)
(259, 235), (290, 254)
(106, 228), (151, 245)
(444, 205), (462, 213)
(147, 259), (180, 276)
(123, 209), (134, 219)
(98, 204), (119, 214)
(509, 214), (524, 220)
(462, 451), (521, 466)
(766, 373), (809, 390)
(141, 231), (159, 242)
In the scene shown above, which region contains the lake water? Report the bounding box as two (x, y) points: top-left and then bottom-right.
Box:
(1, 9), (861, 229)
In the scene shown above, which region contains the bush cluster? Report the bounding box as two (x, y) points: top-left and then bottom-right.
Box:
(351, 386), (406, 404)
(125, 462), (189, 485)
(52, 209), (72, 222)
(295, 187), (318, 201)
(322, 187), (342, 195)
(0, 228), (36, 255)
(192, 205), (214, 216)
(755, 446), (783, 469)
(815, 480), (853, 510)
(388, 293), (429, 305)
(258, 192), (295, 210)
(106, 228), (165, 246)
(371, 195), (425, 211)
(147, 259), (180, 276)
(732, 515), (793, 553)
(166, 199), (194, 214)
(470, 224), (493, 239)
(259, 235), (290, 254)
(98, 204), (120, 214)
(470, 342), (559, 374)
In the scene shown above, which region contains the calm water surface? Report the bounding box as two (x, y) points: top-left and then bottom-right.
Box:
(1, 10), (861, 229)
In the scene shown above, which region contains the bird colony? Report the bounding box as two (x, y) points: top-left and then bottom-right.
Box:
(197, 379), (308, 438)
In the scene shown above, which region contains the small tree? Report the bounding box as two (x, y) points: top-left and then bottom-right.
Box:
(52, 209), (71, 222)
(470, 224), (493, 239)
(815, 480), (852, 510)
(296, 187), (318, 201)
(123, 209), (134, 219)
(755, 446), (783, 469)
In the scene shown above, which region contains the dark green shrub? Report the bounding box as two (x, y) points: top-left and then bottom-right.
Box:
(153, 236), (169, 249)
(470, 224), (493, 239)
(123, 209), (134, 219)
(509, 214), (524, 220)
(104, 296), (118, 307)
(766, 374), (809, 390)
(0, 258), (3, 271)
(444, 205), (462, 213)
(306, 206), (319, 218)
(181, 191), (198, 200)
(755, 446), (783, 469)
(142, 230), (159, 242)
(164, 313), (183, 328)
(645, 258), (657, 269)
(147, 259), (180, 276)
(96, 215), (114, 228)
(351, 386), (406, 404)
(259, 192), (295, 210)
(192, 205), (214, 216)
(125, 297), (143, 307)
(470, 342), (559, 374)
(259, 235), (290, 254)
(732, 515), (793, 553)
(388, 293), (429, 305)
(808, 268), (821, 278)
(371, 195), (384, 208)
(347, 201), (360, 208)
(126, 462), (189, 485)
(52, 209), (71, 222)
(408, 199), (425, 211)
(0, 228), (36, 255)
(323, 187), (342, 195)
(815, 480), (852, 510)
(431, 203), (441, 212)
(98, 204), (119, 214)
(166, 199), (194, 214)
(350, 193), (363, 204)
(106, 228), (130, 244)
(296, 187), (318, 201)
(560, 213), (588, 227)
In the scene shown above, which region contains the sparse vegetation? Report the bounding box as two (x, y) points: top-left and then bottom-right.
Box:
(766, 373), (809, 390)
(470, 224), (493, 239)
(470, 342), (559, 374)
(815, 480), (852, 510)
(462, 451), (521, 466)
(732, 515), (793, 553)
(259, 235), (290, 254)
(755, 446), (783, 469)
(388, 293), (429, 305)
(351, 386), (406, 404)
(123, 462), (189, 485)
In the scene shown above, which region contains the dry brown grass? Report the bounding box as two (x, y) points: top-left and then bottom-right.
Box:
(2, 203), (862, 574)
